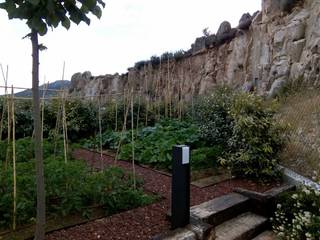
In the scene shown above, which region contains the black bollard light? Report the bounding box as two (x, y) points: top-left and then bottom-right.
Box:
(171, 145), (190, 229)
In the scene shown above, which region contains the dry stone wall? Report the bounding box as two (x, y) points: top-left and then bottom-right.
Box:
(69, 0), (320, 100)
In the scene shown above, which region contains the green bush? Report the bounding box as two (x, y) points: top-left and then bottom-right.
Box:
(194, 88), (284, 180)
(272, 185), (320, 239)
(223, 93), (284, 180)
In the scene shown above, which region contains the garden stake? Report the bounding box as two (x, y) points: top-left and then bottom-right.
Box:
(98, 94), (103, 170)
(11, 86), (17, 231)
(131, 89), (136, 189)
(115, 89), (130, 163)
(5, 71), (11, 170)
(0, 64), (9, 142)
(53, 98), (62, 160)
(41, 81), (49, 141)
(115, 100), (118, 131)
(136, 89), (141, 131)
(62, 91), (68, 163)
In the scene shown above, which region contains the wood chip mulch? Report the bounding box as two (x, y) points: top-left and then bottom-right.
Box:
(46, 149), (280, 240)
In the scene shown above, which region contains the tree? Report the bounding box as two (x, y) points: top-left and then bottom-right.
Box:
(0, 1), (105, 239)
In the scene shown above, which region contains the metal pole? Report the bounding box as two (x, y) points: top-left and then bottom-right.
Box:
(171, 145), (190, 229)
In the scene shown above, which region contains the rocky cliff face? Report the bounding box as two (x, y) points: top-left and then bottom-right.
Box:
(69, 0), (320, 100)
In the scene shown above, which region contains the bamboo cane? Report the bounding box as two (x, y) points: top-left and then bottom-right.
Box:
(115, 90), (130, 163)
(5, 69), (11, 170)
(11, 86), (17, 231)
(62, 92), (68, 163)
(144, 63), (149, 126)
(41, 81), (49, 141)
(136, 89), (141, 131)
(98, 95), (103, 170)
(53, 101), (62, 160)
(0, 64), (8, 142)
(115, 100), (118, 131)
(130, 89), (136, 189)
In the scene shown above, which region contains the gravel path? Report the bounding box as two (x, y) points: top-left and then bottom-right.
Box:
(46, 149), (279, 240)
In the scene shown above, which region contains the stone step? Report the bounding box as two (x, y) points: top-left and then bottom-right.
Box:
(190, 192), (250, 226)
(214, 212), (268, 240)
(252, 231), (277, 240)
(153, 228), (197, 240)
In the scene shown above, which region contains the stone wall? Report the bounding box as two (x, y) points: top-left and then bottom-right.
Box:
(69, 0), (320, 100)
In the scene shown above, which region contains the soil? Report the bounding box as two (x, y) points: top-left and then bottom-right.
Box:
(46, 149), (281, 240)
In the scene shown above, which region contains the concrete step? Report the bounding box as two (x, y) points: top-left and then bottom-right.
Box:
(214, 212), (268, 240)
(252, 231), (277, 240)
(190, 193), (250, 226)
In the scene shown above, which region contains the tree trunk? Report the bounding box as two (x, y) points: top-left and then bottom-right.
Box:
(31, 30), (45, 240)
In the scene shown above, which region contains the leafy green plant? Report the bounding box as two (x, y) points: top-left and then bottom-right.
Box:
(119, 119), (204, 169)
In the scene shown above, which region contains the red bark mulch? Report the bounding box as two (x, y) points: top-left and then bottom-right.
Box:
(46, 149), (280, 240)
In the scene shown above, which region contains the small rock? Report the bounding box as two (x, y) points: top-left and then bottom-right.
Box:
(267, 78), (287, 99)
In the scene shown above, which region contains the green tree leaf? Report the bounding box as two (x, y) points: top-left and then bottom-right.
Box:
(62, 17), (71, 29)
(27, 0), (40, 6)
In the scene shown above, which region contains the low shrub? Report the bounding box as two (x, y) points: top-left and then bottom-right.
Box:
(223, 93), (284, 180)
(0, 137), (66, 164)
(0, 158), (153, 228)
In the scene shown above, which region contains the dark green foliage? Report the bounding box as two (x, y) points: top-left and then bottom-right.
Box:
(191, 146), (223, 170)
(0, 99), (34, 139)
(160, 52), (174, 62)
(134, 60), (148, 70)
(150, 55), (160, 67)
(173, 50), (186, 61)
(65, 99), (99, 141)
(0, 158), (154, 228)
(193, 87), (234, 147)
(0, 0), (105, 35)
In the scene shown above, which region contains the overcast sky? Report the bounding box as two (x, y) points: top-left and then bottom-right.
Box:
(0, 0), (261, 93)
